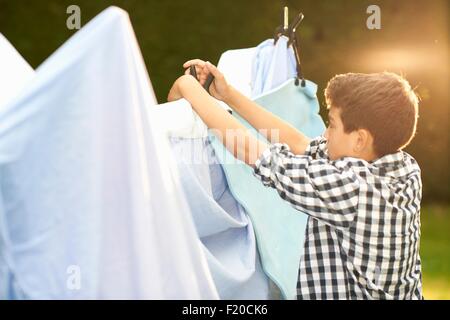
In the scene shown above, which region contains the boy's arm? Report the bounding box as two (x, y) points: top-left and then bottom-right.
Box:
(181, 60), (311, 155)
(170, 75), (359, 228)
(254, 141), (361, 228)
(171, 75), (269, 166)
(223, 86), (311, 155)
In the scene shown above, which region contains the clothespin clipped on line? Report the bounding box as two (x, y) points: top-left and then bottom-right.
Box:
(274, 7), (303, 46)
(274, 6), (306, 87)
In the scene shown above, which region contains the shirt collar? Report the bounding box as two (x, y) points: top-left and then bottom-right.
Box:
(369, 150), (405, 167)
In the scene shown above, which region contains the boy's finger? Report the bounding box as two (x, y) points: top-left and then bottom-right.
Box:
(205, 61), (222, 78)
(196, 65), (204, 74)
(199, 74), (208, 85)
(183, 59), (206, 68)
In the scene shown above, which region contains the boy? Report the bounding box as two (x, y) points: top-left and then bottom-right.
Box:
(168, 59), (422, 300)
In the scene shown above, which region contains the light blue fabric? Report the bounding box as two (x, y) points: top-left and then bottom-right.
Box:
(170, 137), (270, 299)
(209, 78), (326, 299)
(251, 36), (297, 97)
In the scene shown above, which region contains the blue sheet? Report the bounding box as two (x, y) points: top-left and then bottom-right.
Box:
(209, 78), (326, 299)
(170, 137), (270, 299)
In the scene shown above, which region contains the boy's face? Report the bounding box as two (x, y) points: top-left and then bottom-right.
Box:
(324, 107), (359, 160)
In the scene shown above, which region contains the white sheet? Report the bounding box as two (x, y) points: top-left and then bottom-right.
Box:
(0, 7), (217, 299)
(217, 47), (256, 98)
(154, 99), (208, 138)
(0, 34), (34, 108)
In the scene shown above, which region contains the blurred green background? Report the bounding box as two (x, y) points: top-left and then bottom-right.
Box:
(0, 0), (448, 299)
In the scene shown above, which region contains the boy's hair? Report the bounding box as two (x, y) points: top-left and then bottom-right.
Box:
(324, 72), (419, 157)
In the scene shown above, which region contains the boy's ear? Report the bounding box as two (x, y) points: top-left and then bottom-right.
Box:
(354, 129), (372, 153)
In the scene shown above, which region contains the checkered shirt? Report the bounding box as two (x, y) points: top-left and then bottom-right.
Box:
(253, 136), (423, 300)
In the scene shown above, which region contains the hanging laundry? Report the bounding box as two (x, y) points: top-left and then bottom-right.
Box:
(0, 7), (218, 300)
(0, 33), (36, 299)
(154, 100), (271, 299)
(0, 34), (34, 108)
(217, 47), (255, 98)
(211, 39), (326, 299)
(154, 99), (208, 139)
(250, 36), (297, 97)
(217, 35), (296, 99)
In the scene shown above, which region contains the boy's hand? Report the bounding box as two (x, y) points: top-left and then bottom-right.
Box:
(167, 74), (201, 102)
(183, 59), (231, 102)
(167, 75), (188, 102)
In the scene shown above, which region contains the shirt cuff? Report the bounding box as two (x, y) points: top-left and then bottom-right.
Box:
(253, 142), (291, 188)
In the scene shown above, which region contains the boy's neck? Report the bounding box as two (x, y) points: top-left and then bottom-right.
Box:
(359, 149), (379, 162)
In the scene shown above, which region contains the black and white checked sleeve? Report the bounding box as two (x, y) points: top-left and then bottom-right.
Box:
(303, 135), (329, 159)
(253, 137), (360, 228)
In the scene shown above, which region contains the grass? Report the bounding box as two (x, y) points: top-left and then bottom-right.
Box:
(421, 204), (450, 300)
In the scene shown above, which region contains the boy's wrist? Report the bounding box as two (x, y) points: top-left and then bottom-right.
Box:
(223, 85), (237, 106)
(180, 74), (198, 87)
(224, 86), (245, 113)
(179, 75), (201, 96)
